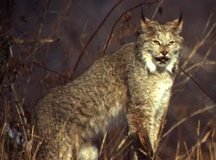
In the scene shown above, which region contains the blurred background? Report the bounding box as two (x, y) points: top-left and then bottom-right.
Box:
(0, 0), (216, 159)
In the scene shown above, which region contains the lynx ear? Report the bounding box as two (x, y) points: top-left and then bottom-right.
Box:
(141, 17), (151, 31)
(141, 11), (151, 32)
(168, 13), (183, 33)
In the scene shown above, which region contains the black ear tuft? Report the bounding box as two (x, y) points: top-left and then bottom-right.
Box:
(141, 9), (146, 22)
(178, 12), (183, 24)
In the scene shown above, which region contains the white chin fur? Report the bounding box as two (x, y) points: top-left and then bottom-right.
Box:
(144, 54), (157, 73)
(166, 61), (175, 74)
(142, 51), (177, 74)
(145, 57), (175, 74)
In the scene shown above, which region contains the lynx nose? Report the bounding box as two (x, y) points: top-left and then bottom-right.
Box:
(161, 50), (168, 56)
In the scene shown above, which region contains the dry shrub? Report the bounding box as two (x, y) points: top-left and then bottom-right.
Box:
(0, 1), (216, 160)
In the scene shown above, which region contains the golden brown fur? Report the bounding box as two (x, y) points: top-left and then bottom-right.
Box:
(33, 17), (183, 160)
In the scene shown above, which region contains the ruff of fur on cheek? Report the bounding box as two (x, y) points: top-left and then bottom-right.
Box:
(165, 52), (180, 74)
(140, 47), (180, 75)
(136, 44), (157, 73)
(145, 56), (156, 73)
(165, 57), (176, 74)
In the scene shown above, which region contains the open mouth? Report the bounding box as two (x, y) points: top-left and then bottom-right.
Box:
(155, 57), (170, 64)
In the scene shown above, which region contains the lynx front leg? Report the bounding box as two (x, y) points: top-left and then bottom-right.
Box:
(127, 105), (154, 155)
(127, 94), (170, 155)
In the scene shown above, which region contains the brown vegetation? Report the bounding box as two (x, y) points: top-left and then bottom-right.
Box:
(0, 0), (216, 159)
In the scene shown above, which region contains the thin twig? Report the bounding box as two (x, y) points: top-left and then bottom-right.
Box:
(181, 21), (216, 70)
(99, 131), (107, 156)
(151, 0), (164, 20)
(102, 1), (156, 55)
(179, 67), (216, 104)
(10, 83), (28, 143)
(162, 104), (216, 140)
(72, 0), (125, 77)
(12, 38), (60, 44)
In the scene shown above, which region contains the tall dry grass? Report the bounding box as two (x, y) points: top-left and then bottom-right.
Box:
(0, 0), (216, 159)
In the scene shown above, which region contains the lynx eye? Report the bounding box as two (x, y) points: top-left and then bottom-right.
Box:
(168, 41), (175, 45)
(153, 40), (160, 45)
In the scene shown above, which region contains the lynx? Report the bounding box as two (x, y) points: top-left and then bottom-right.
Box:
(33, 16), (183, 160)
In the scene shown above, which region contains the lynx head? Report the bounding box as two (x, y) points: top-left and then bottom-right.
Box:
(137, 15), (183, 74)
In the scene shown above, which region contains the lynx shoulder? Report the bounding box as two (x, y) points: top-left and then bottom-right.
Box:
(33, 16), (183, 160)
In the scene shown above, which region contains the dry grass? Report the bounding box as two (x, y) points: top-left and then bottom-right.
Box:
(0, 0), (216, 159)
